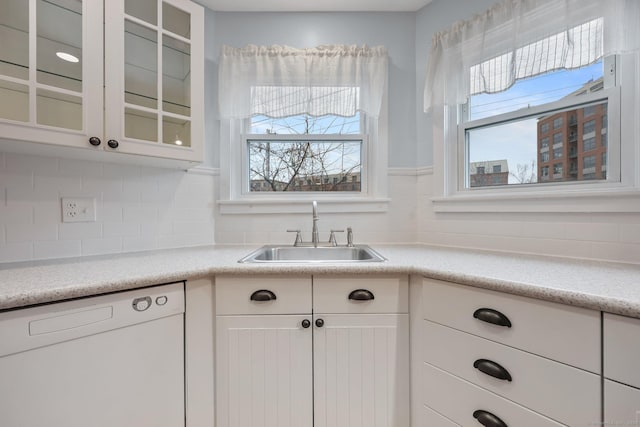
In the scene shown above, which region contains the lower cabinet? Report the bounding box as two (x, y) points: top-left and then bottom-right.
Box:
(215, 275), (409, 427)
(603, 313), (640, 426)
(422, 277), (601, 427)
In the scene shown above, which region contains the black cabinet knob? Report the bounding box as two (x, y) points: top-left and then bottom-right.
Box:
(473, 308), (512, 328)
(473, 359), (512, 382)
(107, 139), (119, 149)
(301, 319), (311, 329)
(315, 318), (324, 328)
(250, 289), (277, 302)
(473, 410), (508, 427)
(89, 136), (101, 146)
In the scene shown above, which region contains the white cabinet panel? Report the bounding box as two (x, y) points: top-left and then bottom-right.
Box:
(604, 313), (640, 388)
(216, 315), (313, 427)
(215, 276), (312, 315)
(423, 362), (564, 427)
(313, 276), (408, 314)
(422, 278), (600, 372)
(423, 320), (600, 426)
(313, 313), (410, 427)
(424, 406), (460, 427)
(604, 379), (640, 427)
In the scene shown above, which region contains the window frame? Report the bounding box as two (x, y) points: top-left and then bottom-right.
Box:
(218, 99), (390, 215)
(432, 53), (640, 213)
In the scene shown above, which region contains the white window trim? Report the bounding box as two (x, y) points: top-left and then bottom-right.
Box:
(431, 53), (640, 213)
(218, 94), (390, 215)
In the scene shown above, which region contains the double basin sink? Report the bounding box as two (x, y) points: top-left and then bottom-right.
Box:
(239, 245), (386, 263)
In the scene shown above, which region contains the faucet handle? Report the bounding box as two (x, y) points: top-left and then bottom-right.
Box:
(287, 229), (302, 246)
(329, 229), (344, 246)
(346, 227), (354, 247)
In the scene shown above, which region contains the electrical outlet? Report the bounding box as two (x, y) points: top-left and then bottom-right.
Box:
(61, 197), (96, 223)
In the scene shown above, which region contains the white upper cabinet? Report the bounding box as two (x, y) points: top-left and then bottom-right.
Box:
(0, 0), (203, 167)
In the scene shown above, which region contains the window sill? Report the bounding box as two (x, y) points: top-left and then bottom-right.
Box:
(431, 188), (640, 213)
(218, 197), (391, 215)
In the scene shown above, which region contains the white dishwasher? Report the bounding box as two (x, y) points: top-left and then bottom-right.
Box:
(0, 282), (185, 427)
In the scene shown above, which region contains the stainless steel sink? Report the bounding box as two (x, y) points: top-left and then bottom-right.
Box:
(238, 245), (386, 263)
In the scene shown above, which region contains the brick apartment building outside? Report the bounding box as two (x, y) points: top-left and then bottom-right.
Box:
(469, 160), (509, 187)
(537, 78), (608, 183)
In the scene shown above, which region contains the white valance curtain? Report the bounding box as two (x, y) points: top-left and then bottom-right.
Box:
(218, 44), (388, 119)
(424, 0), (640, 111)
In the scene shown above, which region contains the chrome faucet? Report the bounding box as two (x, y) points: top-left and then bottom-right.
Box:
(312, 200), (319, 247)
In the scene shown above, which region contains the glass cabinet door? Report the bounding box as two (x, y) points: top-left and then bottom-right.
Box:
(105, 0), (203, 162)
(0, 0), (102, 146)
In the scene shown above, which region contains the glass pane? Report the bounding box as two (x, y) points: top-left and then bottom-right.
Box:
(0, 80), (29, 122)
(469, 62), (604, 121)
(125, 0), (157, 26)
(250, 113), (361, 135)
(162, 35), (190, 116)
(466, 100), (608, 187)
(162, 116), (190, 147)
(125, 20), (157, 109)
(248, 140), (362, 192)
(125, 107), (157, 142)
(37, 88), (82, 130)
(162, 2), (190, 39)
(37, 0), (82, 92)
(0, 0), (29, 79)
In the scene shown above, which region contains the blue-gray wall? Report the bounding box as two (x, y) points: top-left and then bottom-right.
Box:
(203, 1), (499, 169)
(206, 11), (416, 168)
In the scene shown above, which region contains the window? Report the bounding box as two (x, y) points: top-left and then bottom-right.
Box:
(584, 155), (596, 169)
(553, 163), (563, 176)
(553, 117), (563, 129)
(247, 114), (363, 193)
(425, 0), (639, 212)
(583, 136), (596, 152)
(541, 137), (549, 148)
(541, 123), (550, 134)
(583, 105), (596, 117)
(541, 152), (550, 162)
(492, 165), (501, 173)
(218, 44), (388, 211)
(553, 133), (563, 146)
(553, 147), (563, 159)
(583, 119), (596, 135)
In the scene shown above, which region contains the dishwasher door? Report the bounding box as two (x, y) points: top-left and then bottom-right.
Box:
(0, 282), (185, 427)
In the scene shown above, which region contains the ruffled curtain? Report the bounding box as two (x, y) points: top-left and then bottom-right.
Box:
(218, 44), (388, 119)
(424, 0), (640, 111)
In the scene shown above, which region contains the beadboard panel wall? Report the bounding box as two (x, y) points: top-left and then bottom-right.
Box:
(0, 152), (216, 262)
(417, 172), (640, 264)
(214, 173), (418, 245)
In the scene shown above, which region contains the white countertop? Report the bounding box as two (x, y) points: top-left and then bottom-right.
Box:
(1, 244), (639, 316)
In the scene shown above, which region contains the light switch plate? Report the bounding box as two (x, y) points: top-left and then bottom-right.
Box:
(61, 197), (96, 223)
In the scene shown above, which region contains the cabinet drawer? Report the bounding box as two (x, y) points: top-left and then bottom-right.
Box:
(604, 313), (640, 388)
(313, 276), (408, 314)
(604, 379), (640, 427)
(423, 362), (564, 427)
(422, 278), (600, 372)
(424, 320), (600, 426)
(424, 406), (459, 426)
(215, 276), (312, 315)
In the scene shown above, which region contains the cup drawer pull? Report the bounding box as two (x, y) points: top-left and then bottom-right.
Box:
(348, 289), (375, 301)
(473, 308), (512, 328)
(473, 359), (512, 382)
(473, 410), (508, 427)
(250, 290), (277, 302)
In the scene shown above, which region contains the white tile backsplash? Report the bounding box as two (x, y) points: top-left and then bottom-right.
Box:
(418, 173), (640, 264)
(0, 152), (215, 262)
(2, 150), (637, 264)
